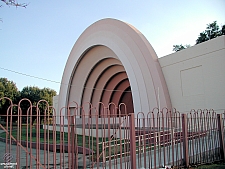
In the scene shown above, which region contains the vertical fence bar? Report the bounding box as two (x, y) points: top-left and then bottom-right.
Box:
(82, 110), (86, 169)
(207, 111), (214, 163)
(3, 96), (225, 168)
(169, 111), (175, 166)
(217, 114), (225, 162)
(129, 113), (136, 169)
(182, 114), (189, 167)
(161, 110), (166, 167)
(71, 115), (75, 168)
(96, 112), (99, 169)
(52, 110), (57, 169)
(153, 112), (157, 169)
(143, 114), (146, 169)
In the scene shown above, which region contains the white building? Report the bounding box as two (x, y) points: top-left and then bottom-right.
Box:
(54, 18), (225, 123)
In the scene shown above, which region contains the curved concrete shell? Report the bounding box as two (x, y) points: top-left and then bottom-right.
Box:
(58, 18), (171, 115)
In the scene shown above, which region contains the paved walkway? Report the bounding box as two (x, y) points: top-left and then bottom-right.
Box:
(0, 140), (91, 169)
(0, 129), (72, 169)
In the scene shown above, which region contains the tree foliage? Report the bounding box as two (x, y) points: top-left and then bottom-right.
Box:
(196, 21), (225, 44)
(0, 78), (57, 124)
(0, 78), (20, 100)
(0, 78), (20, 123)
(20, 86), (56, 124)
(0, 78), (20, 112)
(20, 86), (56, 112)
(173, 44), (190, 52)
(173, 21), (225, 52)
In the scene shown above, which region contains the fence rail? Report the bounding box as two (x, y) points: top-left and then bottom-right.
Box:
(0, 97), (224, 169)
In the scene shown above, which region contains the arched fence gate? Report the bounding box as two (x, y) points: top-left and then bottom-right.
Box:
(0, 97), (224, 169)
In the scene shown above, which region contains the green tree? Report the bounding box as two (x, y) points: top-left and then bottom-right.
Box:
(20, 86), (56, 124)
(196, 21), (225, 44)
(173, 21), (225, 52)
(0, 78), (56, 124)
(40, 87), (57, 106)
(20, 86), (41, 104)
(20, 86), (56, 106)
(0, 78), (20, 121)
(173, 44), (190, 52)
(222, 25), (225, 35)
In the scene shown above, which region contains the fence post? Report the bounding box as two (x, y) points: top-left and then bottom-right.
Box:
(217, 114), (225, 162)
(130, 113), (137, 169)
(182, 114), (189, 167)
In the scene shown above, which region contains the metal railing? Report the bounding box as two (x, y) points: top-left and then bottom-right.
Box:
(0, 97), (224, 169)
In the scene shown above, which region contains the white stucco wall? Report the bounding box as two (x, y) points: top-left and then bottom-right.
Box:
(159, 35), (225, 113)
(54, 19), (225, 119)
(58, 18), (171, 116)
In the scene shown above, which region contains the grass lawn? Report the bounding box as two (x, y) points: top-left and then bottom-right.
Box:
(196, 163), (225, 169)
(0, 127), (101, 145)
(0, 127), (129, 161)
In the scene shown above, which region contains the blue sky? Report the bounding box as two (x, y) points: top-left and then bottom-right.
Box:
(0, 0), (225, 94)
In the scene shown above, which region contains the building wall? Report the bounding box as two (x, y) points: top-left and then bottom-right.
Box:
(57, 18), (172, 117)
(55, 19), (225, 119)
(158, 35), (225, 113)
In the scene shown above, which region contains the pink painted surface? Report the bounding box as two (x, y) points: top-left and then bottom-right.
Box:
(100, 72), (129, 111)
(58, 18), (172, 117)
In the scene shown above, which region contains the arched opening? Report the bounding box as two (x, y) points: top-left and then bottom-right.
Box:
(58, 18), (171, 122)
(119, 87), (133, 114)
(67, 45), (134, 115)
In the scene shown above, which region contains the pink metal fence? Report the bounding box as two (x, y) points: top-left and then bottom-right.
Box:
(0, 97), (224, 169)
